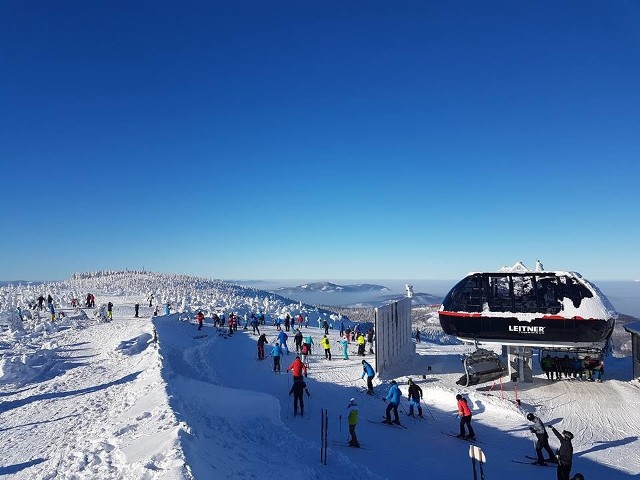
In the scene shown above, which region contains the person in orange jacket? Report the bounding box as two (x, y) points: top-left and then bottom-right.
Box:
(287, 355), (308, 381)
(456, 394), (475, 440)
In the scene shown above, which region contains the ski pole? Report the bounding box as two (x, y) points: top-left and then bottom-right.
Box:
(424, 403), (435, 421)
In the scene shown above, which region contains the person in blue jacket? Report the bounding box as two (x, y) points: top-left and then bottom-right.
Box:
(271, 342), (283, 372)
(278, 330), (290, 355)
(383, 380), (401, 425)
(338, 338), (349, 360)
(361, 360), (375, 395)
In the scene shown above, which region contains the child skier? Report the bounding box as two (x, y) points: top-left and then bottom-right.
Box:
(347, 398), (360, 447)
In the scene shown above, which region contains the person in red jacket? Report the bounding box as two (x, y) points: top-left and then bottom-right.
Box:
(456, 394), (475, 440)
(287, 356), (308, 381)
(196, 311), (204, 331)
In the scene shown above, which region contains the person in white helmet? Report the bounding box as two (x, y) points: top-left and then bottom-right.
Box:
(347, 398), (360, 447)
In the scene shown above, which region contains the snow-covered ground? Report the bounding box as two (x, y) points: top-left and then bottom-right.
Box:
(1, 272), (639, 479)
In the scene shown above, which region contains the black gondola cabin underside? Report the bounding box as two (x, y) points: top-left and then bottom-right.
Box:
(439, 311), (615, 346)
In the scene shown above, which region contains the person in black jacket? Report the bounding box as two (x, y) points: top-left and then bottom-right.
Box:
(407, 378), (424, 418)
(551, 426), (574, 480)
(288, 378), (310, 417)
(257, 333), (268, 360)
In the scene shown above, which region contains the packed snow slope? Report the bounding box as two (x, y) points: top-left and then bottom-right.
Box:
(1, 271), (639, 479)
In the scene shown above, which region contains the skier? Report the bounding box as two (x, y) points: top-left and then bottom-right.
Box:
(526, 413), (556, 465)
(196, 311), (204, 331)
(278, 330), (290, 355)
(134, 303), (139, 318)
(287, 355), (308, 381)
(346, 398), (360, 447)
(415, 329), (421, 343)
(284, 314), (291, 332)
(322, 318), (329, 335)
(338, 337), (349, 360)
(551, 426), (574, 480)
(320, 335), (332, 360)
(49, 301), (56, 322)
(294, 329), (303, 354)
(165, 303), (171, 316)
(250, 315), (260, 335)
(361, 359), (375, 395)
(303, 333), (314, 354)
(148, 294), (154, 307)
(85, 293), (91, 308)
(367, 329), (374, 353)
(456, 394), (475, 440)
(383, 380), (401, 425)
(107, 302), (113, 321)
(288, 377), (310, 417)
(270, 342), (283, 373)
(300, 342), (310, 367)
(356, 333), (366, 356)
(407, 378), (423, 418)
(257, 333), (268, 360)
(227, 314), (234, 336)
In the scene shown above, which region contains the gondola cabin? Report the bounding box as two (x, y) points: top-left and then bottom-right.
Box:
(439, 270), (616, 349)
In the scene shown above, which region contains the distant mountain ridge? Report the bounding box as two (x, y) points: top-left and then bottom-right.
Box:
(344, 292), (443, 308)
(272, 282), (390, 295)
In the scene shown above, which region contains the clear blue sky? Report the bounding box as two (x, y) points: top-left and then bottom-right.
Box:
(1, 1), (639, 281)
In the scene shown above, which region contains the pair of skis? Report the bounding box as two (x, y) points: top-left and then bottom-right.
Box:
(367, 418), (408, 429)
(441, 431), (481, 443)
(511, 455), (556, 467)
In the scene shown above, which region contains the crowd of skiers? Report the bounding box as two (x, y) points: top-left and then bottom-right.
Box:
(541, 353), (605, 382)
(182, 309), (588, 478)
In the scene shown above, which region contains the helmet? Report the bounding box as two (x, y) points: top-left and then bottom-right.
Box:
(563, 430), (574, 440)
(349, 398), (356, 405)
(572, 474), (584, 480)
(408, 378), (413, 384)
(526, 413), (535, 421)
(362, 360), (365, 364)
(456, 394), (462, 400)
(390, 380), (397, 385)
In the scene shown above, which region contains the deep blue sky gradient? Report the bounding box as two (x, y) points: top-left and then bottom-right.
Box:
(1, 1), (639, 280)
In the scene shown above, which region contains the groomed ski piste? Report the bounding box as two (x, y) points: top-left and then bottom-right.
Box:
(1, 272), (639, 479)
